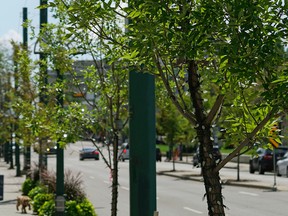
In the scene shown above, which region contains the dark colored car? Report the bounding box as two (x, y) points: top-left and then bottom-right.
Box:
(79, 147), (99, 161)
(45, 146), (57, 155)
(249, 146), (288, 174)
(156, 148), (162, 162)
(193, 146), (222, 167)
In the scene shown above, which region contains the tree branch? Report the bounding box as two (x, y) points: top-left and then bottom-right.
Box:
(214, 107), (279, 172)
(153, 54), (196, 125)
(205, 94), (224, 125)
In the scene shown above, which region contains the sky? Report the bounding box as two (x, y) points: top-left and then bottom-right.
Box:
(0, 1), (46, 50)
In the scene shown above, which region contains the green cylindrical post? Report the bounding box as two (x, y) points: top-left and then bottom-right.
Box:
(15, 144), (21, 176)
(55, 69), (65, 216)
(22, 7), (31, 176)
(23, 8), (28, 48)
(129, 71), (156, 216)
(22, 7), (31, 173)
(38, 0), (48, 173)
(4, 142), (9, 163)
(56, 142), (65, 216)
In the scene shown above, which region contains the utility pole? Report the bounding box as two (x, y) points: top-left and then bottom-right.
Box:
(128, 2), (157, 215)
(129, 70), (156, 216)
(38, 0), (48, 172)
(22, 7), (31, 175)
(55, 69), (65, 216)
(129, 72), (156, 216)
(127, 2), (157, 215)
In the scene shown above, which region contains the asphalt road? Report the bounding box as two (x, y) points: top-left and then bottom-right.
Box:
(43, 141), (288, 216)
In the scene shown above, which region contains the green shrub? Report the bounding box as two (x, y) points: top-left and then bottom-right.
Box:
(76, 198), (97, 216)
(38, 200), (55, 216)
(28, 185), (48, 200)
(36, 197), (97, 216)
(33, 193), (54, 214)
(65, 200), (79, 216)
(21, 178), (36, 195)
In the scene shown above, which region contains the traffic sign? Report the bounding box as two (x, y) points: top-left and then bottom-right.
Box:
(269, 138), (279, 148)
(268, 121), (282, 148)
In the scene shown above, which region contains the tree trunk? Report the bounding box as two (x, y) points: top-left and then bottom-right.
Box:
(188, 60), (225, 215)
(199, 126), (224, 215)
(111, 133), (119, 216)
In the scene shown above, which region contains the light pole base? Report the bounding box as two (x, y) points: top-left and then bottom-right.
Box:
(55, 195), (65, 216)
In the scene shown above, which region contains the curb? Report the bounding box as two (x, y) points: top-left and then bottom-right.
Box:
(157, 170), (276, 191)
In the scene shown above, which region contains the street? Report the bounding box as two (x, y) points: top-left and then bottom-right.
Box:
(40, 141), (288, 216)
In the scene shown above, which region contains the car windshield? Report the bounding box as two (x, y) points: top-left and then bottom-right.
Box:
(275, 148), (288, 155)
(265, 147), (288, 156)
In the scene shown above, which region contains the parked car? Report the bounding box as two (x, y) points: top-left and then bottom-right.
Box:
(276, 152), (288, 177)
(79, 147), (99, 160)
(118, 143), (129, 161)
(193, 146), (222, 167)
(156, 148), (162, 162)
(45, 145), (57, 155)
(249, 146), (288, 174)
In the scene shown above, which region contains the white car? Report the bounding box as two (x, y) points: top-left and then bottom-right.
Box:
(276, 152), (288, 177)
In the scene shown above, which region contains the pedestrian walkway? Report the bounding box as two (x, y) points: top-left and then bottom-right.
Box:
(157, 159), (288, 191)
(0, 159), (32, 216)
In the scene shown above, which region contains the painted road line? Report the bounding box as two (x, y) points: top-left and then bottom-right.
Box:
(184, 207), (203, 214)
(121, 186), (129, 191)
(239, 191), (259, 196)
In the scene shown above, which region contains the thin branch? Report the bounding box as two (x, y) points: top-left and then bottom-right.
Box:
(205, 94), (224, 125)
(153, 53), (196, 125)
(215, 107), (279, 172)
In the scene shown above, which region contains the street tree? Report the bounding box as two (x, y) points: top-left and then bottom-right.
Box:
(49, 1), (288, 215)
(0, 45), (14, 162)
(28, 13), (130, 215)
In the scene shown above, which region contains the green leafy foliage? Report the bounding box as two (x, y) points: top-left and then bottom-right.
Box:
(28, 185), (48, 200)
(38, 200), (55, 216)
(22, 171), (97, 216)
(21, 178), (37, 196)
(33, 193), (54, 214)
(74, 199), (97, 216)
(37, 197), (97, 216)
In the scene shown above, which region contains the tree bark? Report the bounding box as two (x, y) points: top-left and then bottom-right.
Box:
(187, 60), (225, 215)
(111, 133), (119, 216)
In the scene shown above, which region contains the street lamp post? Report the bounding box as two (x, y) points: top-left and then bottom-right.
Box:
(55, 69), (65, 216)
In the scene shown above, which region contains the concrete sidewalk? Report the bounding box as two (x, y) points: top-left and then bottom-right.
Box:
(157, 160), (288, 191)
(0, 160), (32, 216)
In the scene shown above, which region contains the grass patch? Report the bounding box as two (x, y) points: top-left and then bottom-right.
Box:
(156, 144), (170, 153)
